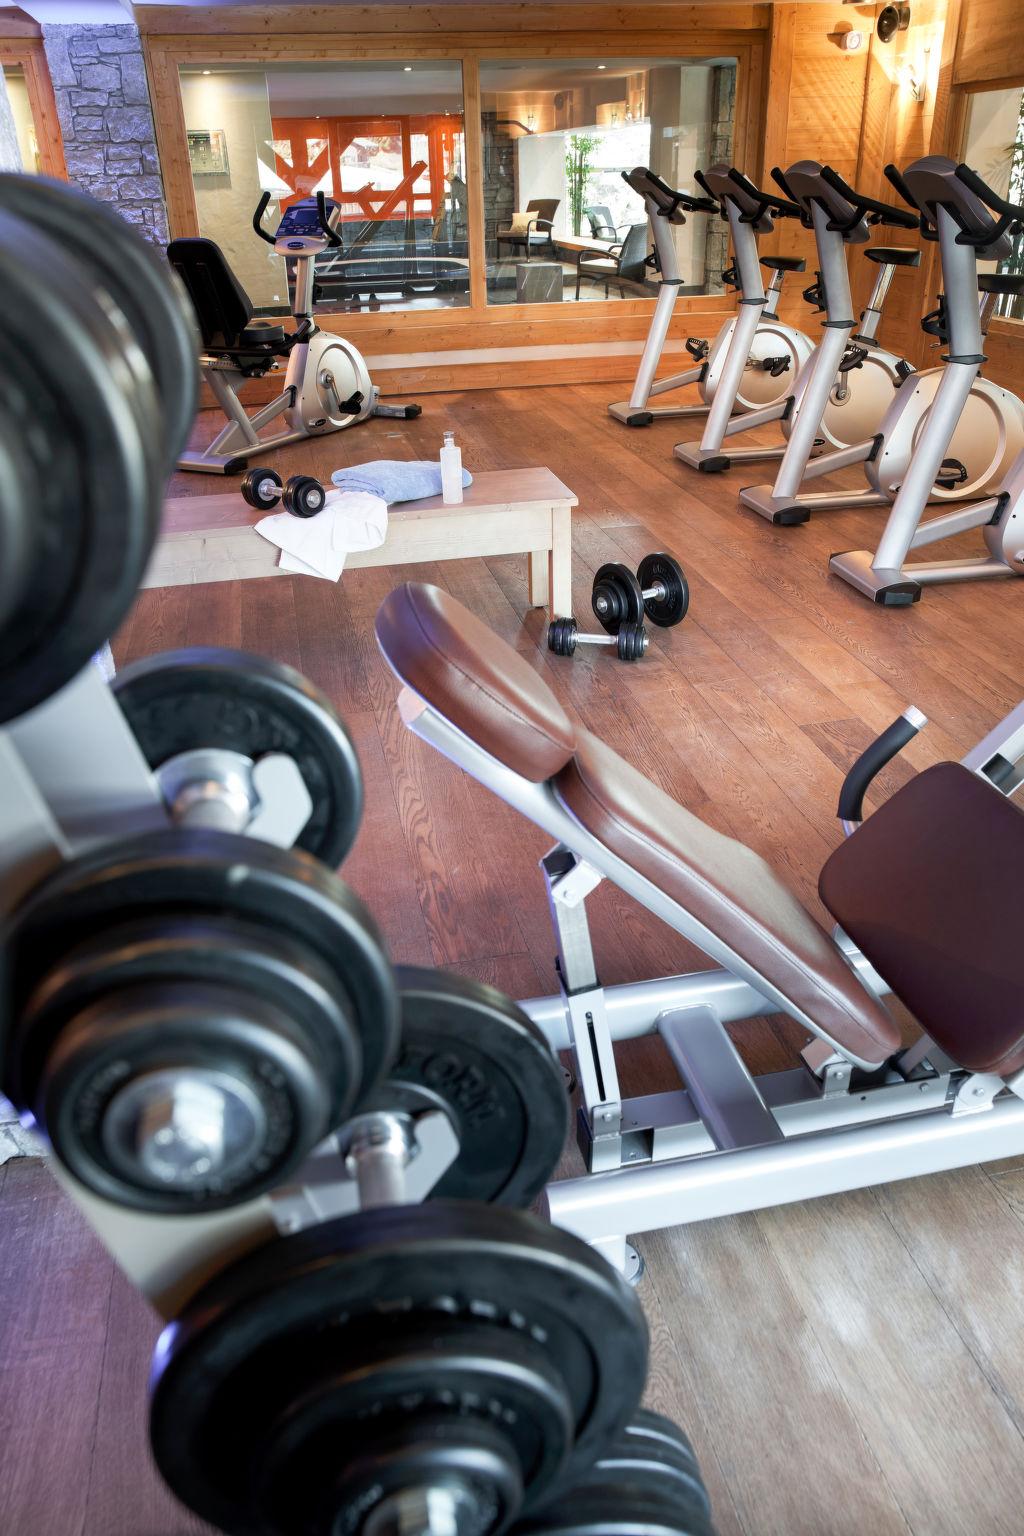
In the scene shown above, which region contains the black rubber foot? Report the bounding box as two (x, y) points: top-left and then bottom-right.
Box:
(877, 589), (920, 607)
(223, 456), (249, 476)
(626, 413), (654, 428)
(402, 405), (423, 418)
(772, 508), (810, 527)
(697, 456), (730, 474)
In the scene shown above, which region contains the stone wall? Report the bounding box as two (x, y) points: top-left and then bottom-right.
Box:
(42, 21), (169, 244)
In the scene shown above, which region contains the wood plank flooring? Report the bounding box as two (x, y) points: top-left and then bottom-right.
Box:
(3, 383), (1024, 1536)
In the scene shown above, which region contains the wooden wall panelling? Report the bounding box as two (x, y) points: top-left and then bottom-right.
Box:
(954, 0), (1024, 89)
(136, 6), (763, 37)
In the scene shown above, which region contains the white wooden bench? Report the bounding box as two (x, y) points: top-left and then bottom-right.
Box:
(146, 466), (576, 620)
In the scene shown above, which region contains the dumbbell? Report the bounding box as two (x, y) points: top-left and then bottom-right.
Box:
(240, 465), (327, 518)
(592, 553), (689, 634)
(548, 615), (649, 662)
(150, 1202), (649, 1536)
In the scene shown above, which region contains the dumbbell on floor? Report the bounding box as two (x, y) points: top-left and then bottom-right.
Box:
(592, 553), (689, 633)
(240, 465), (327, 518)
(548, 615), (648, 662)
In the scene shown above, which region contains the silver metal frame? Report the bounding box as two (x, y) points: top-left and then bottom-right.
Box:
(673, 195), (813, 470)
(177, 207), (383, 475)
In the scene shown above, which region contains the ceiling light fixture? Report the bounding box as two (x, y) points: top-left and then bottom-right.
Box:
(404, 66), (413, 73)
(597, 64), (607, 70)
(202, 70), (211, 76)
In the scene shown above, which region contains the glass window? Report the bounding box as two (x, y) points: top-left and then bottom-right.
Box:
(2, 65), (41, 173)
(964, 83), (1024, 321)
(478, 57), (736, 306)
(178, 61), (468, 315)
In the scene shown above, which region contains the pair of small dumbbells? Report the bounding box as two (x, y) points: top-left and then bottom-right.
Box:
(241, 465), (327, 518)
(547, 552), (689, 663)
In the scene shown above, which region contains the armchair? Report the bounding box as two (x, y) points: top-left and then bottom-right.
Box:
(574, 221), (651, 299)
(495, 199), (560, 262)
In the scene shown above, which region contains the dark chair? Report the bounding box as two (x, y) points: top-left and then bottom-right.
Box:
(495, 199), (560, 262)
(574, 222), (650, 300)
(584, 204), (630, 241)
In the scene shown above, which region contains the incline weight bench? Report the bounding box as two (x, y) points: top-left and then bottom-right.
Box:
(376, 582), (1024, 1276)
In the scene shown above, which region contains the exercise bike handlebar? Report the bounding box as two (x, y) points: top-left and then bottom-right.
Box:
(837, 706), (928, 833)
(819, 164), (919, 229)
(953, 162), (1024, 223)
(769, 166), (800, 204)
(316, 191), (344, 248)
(252, 191), (277, 246)
(727, 167), (803, 221)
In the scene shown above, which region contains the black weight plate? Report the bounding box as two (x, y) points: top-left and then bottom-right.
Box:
(112, 648), (364, 867)
(150, 1203), (648, 1536)
(637, 553), (689, 629)
(0, 211), (159, 722)
(379, 967), (567, 1206)
(14, 915), (364, 1211)
(0, 411), (36, 637)
(258, 1325), (570, 1536)
(0, 174), (199, 467)
(592, 563), (643, 633)
(3, 830), (399, 1107)
(514, 1410), (714, 1536)
(40, 980), (331, 1213)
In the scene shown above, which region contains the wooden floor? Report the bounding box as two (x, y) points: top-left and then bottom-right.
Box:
(4, 383), (1024, 1536)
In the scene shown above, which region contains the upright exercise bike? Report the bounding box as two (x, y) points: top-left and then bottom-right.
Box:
(673, 166), (826, 471)
(608, 166), (812, 428)
(739, 161), (1024, 525)
(169, 192), (421, 475)
(831, 158), (1024, 603)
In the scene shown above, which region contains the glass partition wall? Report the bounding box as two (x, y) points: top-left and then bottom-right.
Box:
(963, 82), (1024, 321)
(478, 57), (737, 305)
(178, 60), (468, 315)
(174, 51), (740, 316)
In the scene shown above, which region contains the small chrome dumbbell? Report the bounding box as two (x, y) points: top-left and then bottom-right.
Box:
(240, 466), (327, 518)
(547, 616), (648, 662)
(592, 552), (689, 633)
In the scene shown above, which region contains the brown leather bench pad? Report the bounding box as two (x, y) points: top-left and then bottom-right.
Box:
(376, 583), (575, 782)
(557, 731), (901, 1066)
(820, 762), (1024, 1075)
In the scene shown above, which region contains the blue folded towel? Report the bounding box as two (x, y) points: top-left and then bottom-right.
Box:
(330, 459), (472, 504)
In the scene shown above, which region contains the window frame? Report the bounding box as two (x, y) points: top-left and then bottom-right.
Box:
(0, 38), (66, 180)
(953, 75), (1024, 331)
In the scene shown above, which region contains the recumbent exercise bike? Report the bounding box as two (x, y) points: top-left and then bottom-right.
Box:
(168, 191), (421, 475)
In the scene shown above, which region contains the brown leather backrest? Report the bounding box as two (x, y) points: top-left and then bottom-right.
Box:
(375, 583), (576, 782)
(820, 762), (1024, 1075)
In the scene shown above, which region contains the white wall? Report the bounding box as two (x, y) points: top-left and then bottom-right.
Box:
(515, 132), (569, 235)
(179, 69), (285, 307)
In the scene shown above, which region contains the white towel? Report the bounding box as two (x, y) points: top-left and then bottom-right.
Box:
(254, 489), (388, 582)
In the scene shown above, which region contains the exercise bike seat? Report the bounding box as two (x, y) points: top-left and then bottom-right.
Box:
(168, 236), (291, 360)
(375, 582), (901, 1071)
(864, 246), (921, 267)
(240, 321), (289, 348)
(760, 255), (806, 273)
(820, 762), (1024, 1076)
